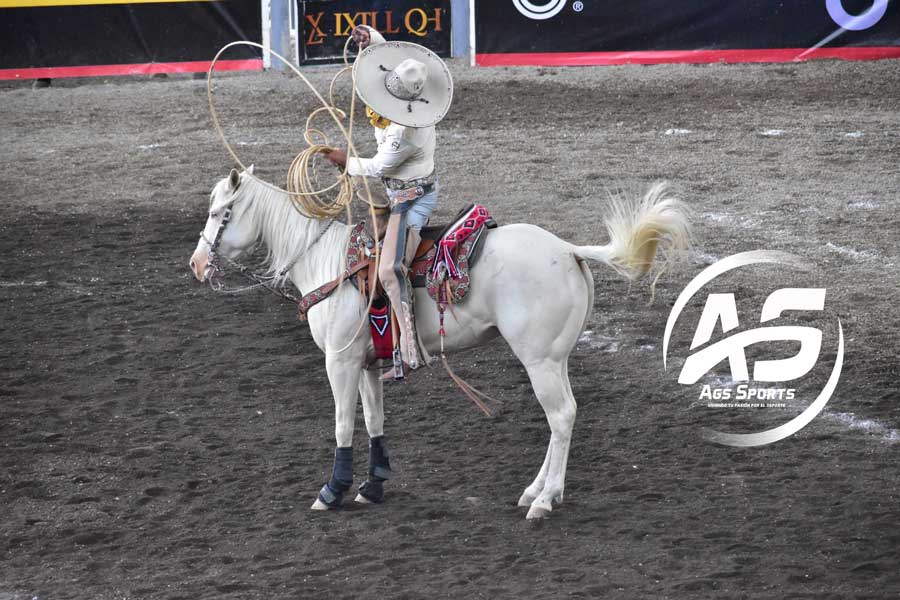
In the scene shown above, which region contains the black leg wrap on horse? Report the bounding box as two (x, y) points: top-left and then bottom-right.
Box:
(317, 446), (353, 507)
(368, 435), (392, 481)
(358, 479), (385, 503)
(358, 436), (392, 504)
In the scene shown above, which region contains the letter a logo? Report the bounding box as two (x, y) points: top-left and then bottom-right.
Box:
(678, 289), (826, 385)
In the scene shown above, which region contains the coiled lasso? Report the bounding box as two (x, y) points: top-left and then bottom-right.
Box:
(206, 39), (383, 353)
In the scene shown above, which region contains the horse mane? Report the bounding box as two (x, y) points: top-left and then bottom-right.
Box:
(235, 174), (346, 287)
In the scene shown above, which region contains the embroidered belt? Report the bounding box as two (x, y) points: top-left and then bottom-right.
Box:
(387, 183), (434, 204)
(382, 172), (435, 191)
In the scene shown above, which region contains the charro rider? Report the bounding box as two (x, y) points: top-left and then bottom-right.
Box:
(326, 25), (453, 381)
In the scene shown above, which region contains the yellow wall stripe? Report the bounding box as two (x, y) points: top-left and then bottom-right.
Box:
(0, 0), (213, 7)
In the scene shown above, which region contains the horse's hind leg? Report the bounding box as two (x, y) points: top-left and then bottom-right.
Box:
(521, 359), (577, 520)
(556, 360), (577, 507)
(517, 445), (552, 508)
(517, 361), (577, 508)
(356, 367), (392, 504)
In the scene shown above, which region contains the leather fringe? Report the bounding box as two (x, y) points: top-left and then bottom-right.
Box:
(440, 354), (497, 417)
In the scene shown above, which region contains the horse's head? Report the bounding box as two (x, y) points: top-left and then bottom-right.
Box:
(189, 166), (259, 282)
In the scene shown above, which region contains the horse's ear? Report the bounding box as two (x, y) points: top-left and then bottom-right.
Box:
(229, 168), (240, 190)
(247, 164), (255, 174)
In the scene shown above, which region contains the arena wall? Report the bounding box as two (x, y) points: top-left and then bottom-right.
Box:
(473, 0), (900, 66)
(0, 0), (262, 80)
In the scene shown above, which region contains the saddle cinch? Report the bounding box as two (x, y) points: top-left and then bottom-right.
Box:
(296, 204), (497, 357)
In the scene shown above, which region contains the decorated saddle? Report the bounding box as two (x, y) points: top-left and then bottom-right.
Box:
(296, 205), (497, 357)
(297, 203), (496, 319)
(412, 204), (496, 304)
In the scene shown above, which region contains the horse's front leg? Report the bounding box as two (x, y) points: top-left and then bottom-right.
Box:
(356, 367), (392, 504)
(310, 349), (363, 511)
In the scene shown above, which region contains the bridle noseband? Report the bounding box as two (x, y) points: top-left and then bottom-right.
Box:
(200, 206), (233, 290)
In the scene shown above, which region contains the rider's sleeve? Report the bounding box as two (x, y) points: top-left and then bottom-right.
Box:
(360, 25), (386, 45)
(346, 129), (418, 178)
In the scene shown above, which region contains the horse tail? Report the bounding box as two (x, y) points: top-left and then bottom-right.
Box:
(574, 182), (692, 285)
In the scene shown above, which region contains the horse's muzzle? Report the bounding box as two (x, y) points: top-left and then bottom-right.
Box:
(189, 249), (209, 282)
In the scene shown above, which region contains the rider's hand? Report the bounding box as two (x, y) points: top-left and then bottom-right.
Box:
(351, 26), (371, 50)
(325, 149), (347, 168)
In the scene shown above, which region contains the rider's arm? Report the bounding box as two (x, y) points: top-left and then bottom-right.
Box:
(346, 128), (418, 178)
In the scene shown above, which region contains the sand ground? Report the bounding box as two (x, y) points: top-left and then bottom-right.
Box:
(1, 58), (898, 599)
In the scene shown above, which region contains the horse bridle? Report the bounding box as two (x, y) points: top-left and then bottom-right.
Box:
(199, 201), (334, 302)
(200, 206), (233, 290)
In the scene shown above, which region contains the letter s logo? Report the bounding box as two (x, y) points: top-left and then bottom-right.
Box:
(512, 0), (567, 20)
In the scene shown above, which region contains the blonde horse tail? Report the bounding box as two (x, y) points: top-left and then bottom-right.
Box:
(574, 182), (692, 294)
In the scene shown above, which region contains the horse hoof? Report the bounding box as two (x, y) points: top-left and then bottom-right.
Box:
(310, 498), (332, 511)
(526, 505), (551, 520)
(355, 493), (373, 504)
(517, 492), (536, 507)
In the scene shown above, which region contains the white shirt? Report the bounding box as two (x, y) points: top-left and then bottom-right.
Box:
(346, 122), (435, 182)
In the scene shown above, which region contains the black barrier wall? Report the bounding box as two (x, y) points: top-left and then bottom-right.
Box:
(300, 0), (450, 63)
(0, 0), (261, 79)
(475, 0), (900, 65)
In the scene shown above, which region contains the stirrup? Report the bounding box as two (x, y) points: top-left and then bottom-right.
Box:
(380, 366), (406, 382)
(382, 347), (406, 382)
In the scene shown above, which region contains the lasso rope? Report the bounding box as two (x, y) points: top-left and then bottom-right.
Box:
(207, 41), (499, 416)
(207, 41), (355, 218)
(206, 39), (380, 354)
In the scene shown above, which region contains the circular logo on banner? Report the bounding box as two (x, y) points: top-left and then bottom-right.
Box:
(512, 0), (568, 20)
(826, 0), (888, 30)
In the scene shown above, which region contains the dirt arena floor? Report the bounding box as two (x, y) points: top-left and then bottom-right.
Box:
(1, 57), (899, 599)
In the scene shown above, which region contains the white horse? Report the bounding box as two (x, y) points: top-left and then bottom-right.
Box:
(189, 168), (691, 519)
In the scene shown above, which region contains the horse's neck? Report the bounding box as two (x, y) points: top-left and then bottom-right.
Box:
(247, 183), (349, 293)
(289, 223), (349, 294)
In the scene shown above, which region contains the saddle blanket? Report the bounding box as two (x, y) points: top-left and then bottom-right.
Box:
(412, 203), (495, 304)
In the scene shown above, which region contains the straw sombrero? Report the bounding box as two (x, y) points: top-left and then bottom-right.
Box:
(353, 41), (453, 128)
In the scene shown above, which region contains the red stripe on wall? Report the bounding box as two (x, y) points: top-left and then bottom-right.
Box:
(0, 58), (263, 80)
(475, 47), (900, 67)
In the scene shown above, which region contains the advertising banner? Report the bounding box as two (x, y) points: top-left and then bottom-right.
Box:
(0, 0), (262, 80)
(474, 0), (900, 66)
(300, 0), (451, 63)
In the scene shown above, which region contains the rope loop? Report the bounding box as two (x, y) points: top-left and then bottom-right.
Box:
(206, 37), (381, 355)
